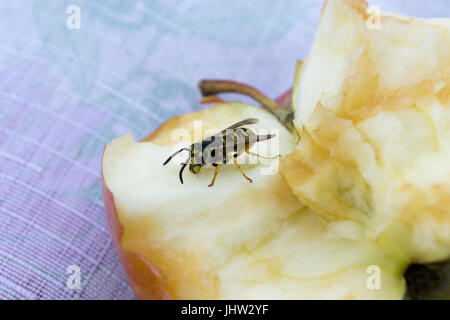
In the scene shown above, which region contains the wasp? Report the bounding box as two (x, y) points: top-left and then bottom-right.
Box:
(163, 118), (279, 187)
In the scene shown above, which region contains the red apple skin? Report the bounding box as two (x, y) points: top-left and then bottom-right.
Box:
(275, 88), (292, 110)
(102, 150), (171, 300)
(102, 91), (293, 299)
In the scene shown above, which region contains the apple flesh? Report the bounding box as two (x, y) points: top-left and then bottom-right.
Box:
(102, 0), (450, 300)
(102, 174), (171, 299)
(103, 102), (405, 299)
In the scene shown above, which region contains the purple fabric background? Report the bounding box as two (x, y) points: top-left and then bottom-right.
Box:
(0, 0), (448, 299)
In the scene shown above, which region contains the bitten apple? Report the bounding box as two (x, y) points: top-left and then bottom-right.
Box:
(102, 102), (405, 299)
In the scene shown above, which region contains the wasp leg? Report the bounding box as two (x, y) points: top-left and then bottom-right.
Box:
(208, 163), (221, 187)
(245, 150), (281, 160)
(233, 154), (253, 183)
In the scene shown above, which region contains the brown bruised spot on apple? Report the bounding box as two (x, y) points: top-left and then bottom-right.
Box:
(103, 102), (406, 299)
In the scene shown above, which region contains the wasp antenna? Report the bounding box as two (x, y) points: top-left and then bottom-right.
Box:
(179, 163), (188, 184)
(163, 148), (190, 165)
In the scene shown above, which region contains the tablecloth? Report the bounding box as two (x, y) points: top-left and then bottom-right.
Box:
(0, 0), (448, 300)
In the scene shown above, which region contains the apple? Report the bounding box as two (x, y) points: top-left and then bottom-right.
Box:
(103, 102), (406, 299)
(281, 0), (450, 265)
(102, 0), (449, 299)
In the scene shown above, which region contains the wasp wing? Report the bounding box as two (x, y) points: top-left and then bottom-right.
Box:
(199, 119), (258, 148)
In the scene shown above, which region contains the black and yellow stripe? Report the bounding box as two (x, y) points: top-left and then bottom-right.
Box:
(163, 118), (278, 186)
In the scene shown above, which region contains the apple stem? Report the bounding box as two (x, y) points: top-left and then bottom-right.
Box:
(199, 95), (225, 104)
(198, 80), (296, 134)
